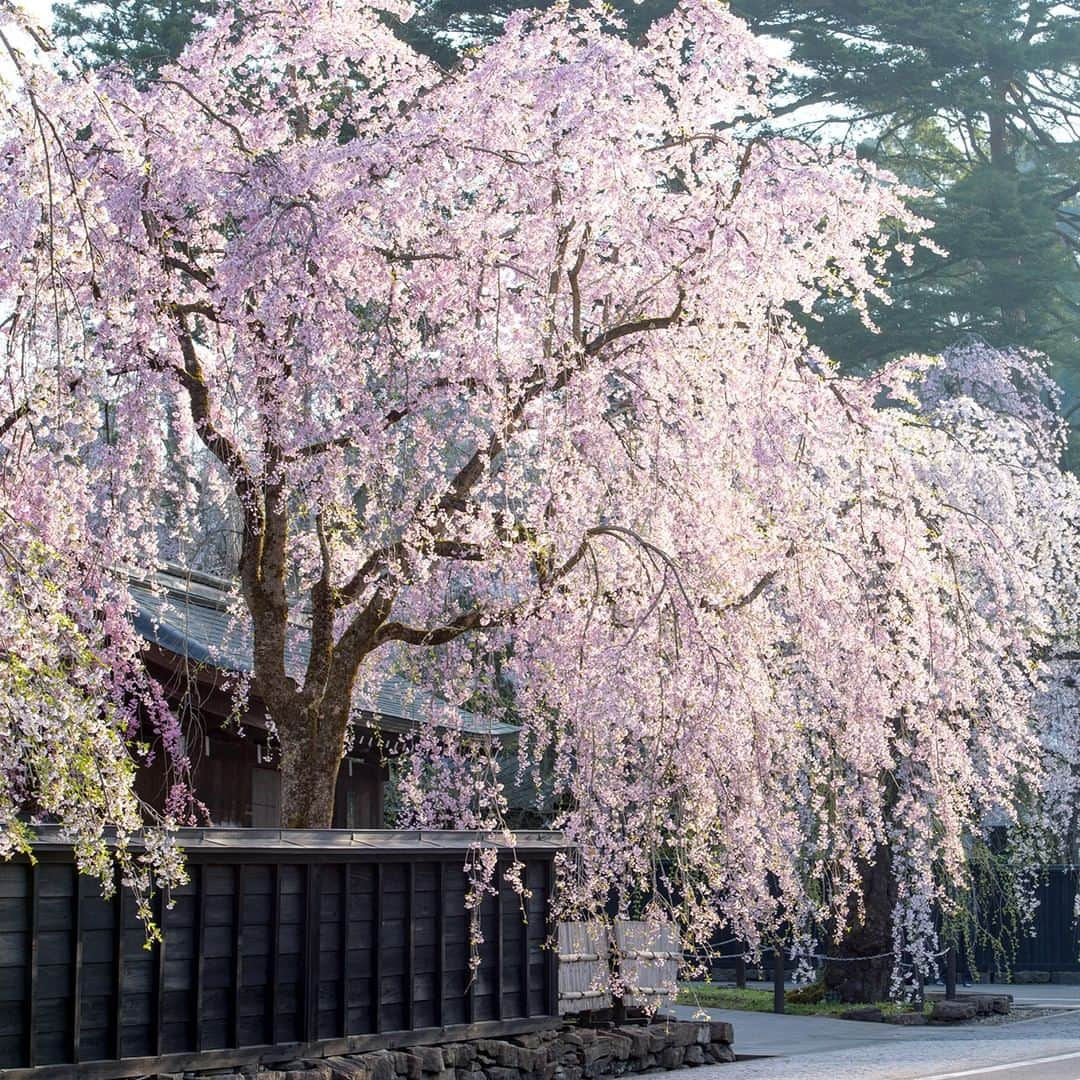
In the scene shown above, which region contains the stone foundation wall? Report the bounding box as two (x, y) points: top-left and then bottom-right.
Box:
(157, 1020), (736, 1080)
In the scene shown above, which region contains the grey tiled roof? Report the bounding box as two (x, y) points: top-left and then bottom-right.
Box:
(129, 565), (516, 737)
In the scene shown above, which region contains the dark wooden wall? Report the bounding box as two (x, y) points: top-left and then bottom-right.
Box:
(0, 839), (558, 1079)
(137, 650), (390, 829)
(973, 864), (1080, 976)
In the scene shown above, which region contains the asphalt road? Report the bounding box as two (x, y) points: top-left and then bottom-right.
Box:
(673, 994), (1080, 1079)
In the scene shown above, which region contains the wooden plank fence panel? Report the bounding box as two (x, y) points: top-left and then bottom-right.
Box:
(556, 923), (610, 1014)
(0, 832), (563, 1079)
(613, 921), (680, 1009)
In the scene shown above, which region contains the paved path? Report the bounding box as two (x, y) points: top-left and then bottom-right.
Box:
(672, 984), (1080, 1079)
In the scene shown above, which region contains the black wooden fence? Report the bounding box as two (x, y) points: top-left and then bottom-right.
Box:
(973, 864), (1080, 978)
(0, 828), (563, 1079)
(701, 865), (1080, 984)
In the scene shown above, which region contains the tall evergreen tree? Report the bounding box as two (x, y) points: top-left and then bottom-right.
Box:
(53, 0), (215, 80)
(730, 1), (1080, 459)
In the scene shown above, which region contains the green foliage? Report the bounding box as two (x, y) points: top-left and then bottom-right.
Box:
(786, 980), (828, 1004)
(676, 983), (926, 1015)
(53, 0), (216, 79)
(728, 0), (1080, 466)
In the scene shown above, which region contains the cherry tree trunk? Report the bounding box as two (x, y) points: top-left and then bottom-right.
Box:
(276, 706), (348, 828)
(823, 846), (898, 1003)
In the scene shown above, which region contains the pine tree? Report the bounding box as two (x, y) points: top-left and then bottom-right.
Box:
(731, 0), (1080, 459)
(53, 0), (216, 80)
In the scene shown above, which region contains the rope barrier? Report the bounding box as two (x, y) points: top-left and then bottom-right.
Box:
(694, 945), (952, 963)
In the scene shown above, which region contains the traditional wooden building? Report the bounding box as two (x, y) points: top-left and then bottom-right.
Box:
(129, 565), (515, 828)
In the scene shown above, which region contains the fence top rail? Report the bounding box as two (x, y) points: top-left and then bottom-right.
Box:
(21, 824), (568, 856)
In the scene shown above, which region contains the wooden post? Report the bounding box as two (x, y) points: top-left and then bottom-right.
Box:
(339, 864), (351, 1036)
(544, 862), (558, 1019)
(267, 863), (280, 1046)
(112, 864), (124, 1060)
(945, 946), (957, 1001)
(435, 861), (445, 1028)
(373, 862), (383, 1034)
(70, 871), (82, 1064)
(495, 864), (504, 1020)
(520, 877), (531, 1018)
(155, 885), (167, 1056)
(195, 864), (206, 1052)
(302, 863), (319, 1042)
(405, 862), (415, 1031)
(25, 862), (38, 1068)
(232, 865), (244, 1048)
(772, 948), (784, 1014)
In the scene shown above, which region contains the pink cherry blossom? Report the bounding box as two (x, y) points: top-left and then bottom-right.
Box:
(0, 0), (1076, 981)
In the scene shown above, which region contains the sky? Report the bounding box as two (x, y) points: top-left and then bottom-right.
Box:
(16, 0), (51, 26)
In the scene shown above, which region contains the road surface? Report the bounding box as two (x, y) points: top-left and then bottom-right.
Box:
(673, 984), (1080, 1079)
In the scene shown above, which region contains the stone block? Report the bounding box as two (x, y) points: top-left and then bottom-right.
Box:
(683, 1047), (704, 1066)
(566, 1030), (597, 1046)
(416, 1048), (445, 1074)
(667, 1024), (698, 1048)
(390, 1053), (422, 1080)
(476, 1042), (521, 1069)
(707, 1021), (733, 1045)
(644, 1027), (668, 1054)
(932, 1000), (977, 1022)
(512, 1035), (543, 1050)
(612, 1028), (651, 1057)
(658, 1048), (683, 1070)
(839, 1007), (883, 1022)
(325, 1059), (373, 1079)
(705, 1046), (735, 1065)
(519, 1048), (550, 1073)
(487, 1067), (521, 1080)
(884, 1012), (926, 1026)
(364, 1051), (399, 1080)
(282, 1065), (331, 1080)
(581, 1043), (611, 1067)
(598, 1034), (631, 1062)
(444, 1045), (478, 1069)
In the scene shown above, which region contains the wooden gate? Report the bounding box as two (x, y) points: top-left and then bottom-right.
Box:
(614, 921), (680, 1009)
(556, 920), (682, 1014)
(556, 922), (611, 1014)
